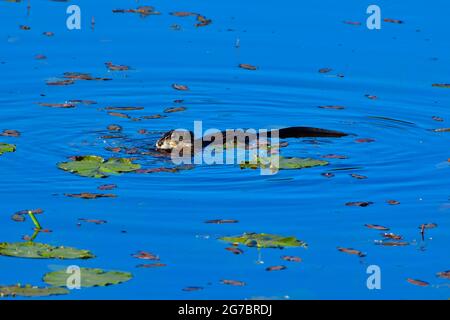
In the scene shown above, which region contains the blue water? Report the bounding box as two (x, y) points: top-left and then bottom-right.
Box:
(1, 0), (449, 299)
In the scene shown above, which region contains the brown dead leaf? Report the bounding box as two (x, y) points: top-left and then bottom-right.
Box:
(205, 219), (238, 224)
(225, 247), (244, 255)
(65, 193), (117, 199)
(355, 138), (375, 143)
(406, 278), (429, 287)
(78, 218), (107, 225)
(346, 201), (373, 207)
(108, 112), (130, 119)
(46, 79), (75, 86)
(1, 129), (20, 137)
(318, 105), (345, 110)
(239, 63), (258, 71)
(266, 265), (287, 272)
(350, 173), (368, 180)
(436, 271), (450, 280)
(365, 224), (389, 231)
(221, 279), (246, 286)
(164, 107), (187, 113)
(384, 18), (404, 24)
(132, 251), (159, 260)
(39, 102), (75, 108)
(281, 256), (302, 262)
(105, 62), (130, 71)
(337, 247), (366, 257)
(137, 263), (166, 268)
(172, 84), (189, 91)
(98, 184), (117, 191)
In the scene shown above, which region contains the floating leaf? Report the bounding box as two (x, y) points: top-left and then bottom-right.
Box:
(406, 278), (429, 287)
(351, 173), (368, 179)
(432, 128), (450, 132)
(346, 201), (373, 207)
(219, 233), (307, 249)
(419, 223), (438, 230)
(381, 233), (403, 240)
(39, 102), (75, 108)
(432, 84), (450, 88)
(164, 106), (186, 113)
(0, 285), (69, 298)
(44, 268), (132, 288)
(172, 83), (189, 91)
(112, 6), (160, 16)
(132, 251), (159, 260)
(384, 18), (404, 24)
(337, 247), (366, 257)
(205, 219), (238, 224)
(225, 247), (244, 255)
(221, 279), (245, 286)
(436, 271), (450, 280)
(46, 79), (75, 86)
(240, 156), (328, 171)
(1, 129), (20, 137)
(281, 255), (302, 262)
(239, 63), (258, 71)
(105, 106), (143, 111)
(0, 242), (94, 259)
(318, 68), (332, 74)
(0, 143), (16, 155)
(136, 263), (166, 268)
(105, 62), (130, 71)
(355, 138), (375, 143)
(98, 184), (117, 191)
(57, 155), (141, 178)
(65, 193), (117, 199)
(318, 105), (345, 110)
(365, 224), (390, 231)
(182, 286), (204, 292)
(78, 218), (107, 225)
(196, 15), (212, 27)
(376, 241), (409, 247)
(266, 265), (287, 272)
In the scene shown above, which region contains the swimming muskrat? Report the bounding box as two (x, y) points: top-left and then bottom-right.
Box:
(156, 126), (348, 153)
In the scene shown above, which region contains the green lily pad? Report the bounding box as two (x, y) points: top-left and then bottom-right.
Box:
(0, 242), (94, 259)
(0, 285), (69, 298)
(44, 268), (132, 288)
(57, 155), (141, 178)
(219, 233), (308, 249)
(0, 143), (16, 155)
(240, 156), (328, 170)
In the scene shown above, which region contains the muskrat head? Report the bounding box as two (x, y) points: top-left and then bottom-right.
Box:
(156, 130), (194, 151)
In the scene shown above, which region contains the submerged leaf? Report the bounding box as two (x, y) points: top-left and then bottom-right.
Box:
(0, 242), (94, 259)
(219, 233), (307, 249)
(44, 268), (132, 288)
(57, 155), (141, 178)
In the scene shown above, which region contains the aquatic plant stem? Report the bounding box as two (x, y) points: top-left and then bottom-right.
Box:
(28, 210), (42, 230)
